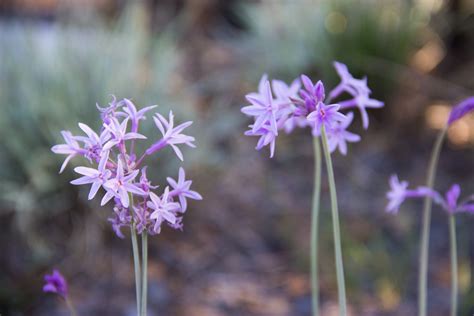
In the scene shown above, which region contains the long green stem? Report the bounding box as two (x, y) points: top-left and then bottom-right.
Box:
(131, 223), (142, 316)
(321, 127), (347, 316)
(311, 136), (322, 316)
(449, 215), (458, 316)
(141, 231), (148, 316)
(418, 128), (447, 316)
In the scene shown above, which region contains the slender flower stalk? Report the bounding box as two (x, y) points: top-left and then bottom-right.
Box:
(131, 221), (142, 316)
(65, 297), (78, 316)
(449, 215), (458, 316)
(321, 126), (347, 316)
(311, 137), (322, 316)
(418, 127), (447, 316)
(141, 231), (148, 316)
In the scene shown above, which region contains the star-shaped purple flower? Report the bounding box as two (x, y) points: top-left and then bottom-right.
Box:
(306, 101), (346, 136)
(339, 93), (384, 129)
(329, 61), (371, 100)
(244, 123), (277, 157)
(120, 99), (157, 133)
(167, 167), (203, 212)
(386, 175), (412, 214)
(147, 188), (180, 234)
(103, 117), (146, 151)
(102, 159), (145, 207)
(71, 150), (111, 200)
(145, 111), (195, 160)
(326, 112), (361, 155)
(51, 131), (86, 173)
(241, 79), (279, 135)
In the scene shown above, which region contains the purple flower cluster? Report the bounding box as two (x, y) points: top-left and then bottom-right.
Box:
(241, 62), (383, 157)
(52, 97), (202, 237)
(386, 175), (474, 215)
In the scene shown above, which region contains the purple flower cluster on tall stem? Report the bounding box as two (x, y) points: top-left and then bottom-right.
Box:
(52, 97), (202, 237)
(241, 61), (384, 157)
(52, 96), (202, 316)
(241, 62), (382, 316)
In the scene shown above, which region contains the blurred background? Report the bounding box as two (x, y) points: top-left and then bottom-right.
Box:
(1, 0), (474, 315)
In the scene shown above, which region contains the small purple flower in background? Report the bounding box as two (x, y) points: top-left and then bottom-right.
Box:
(43, 270), (68, 299)
(386, 175), (411, 214)
(241, 61), (384, 157)
(447, 96), (474, 126)
(445, 184), (460, 214)
(385, 175), (474, 215)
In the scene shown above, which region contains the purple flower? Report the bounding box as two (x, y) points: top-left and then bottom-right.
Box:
(121, 99), (157, 133)
(133, 205), (150, 235)
(75, 123), (110, 162)
(306, 101), (346, 136)
(385, 176), (474, 216)
(43, 270), (68, 299)
(145, 111), (195, 160)
(329, 61), (371, 100)
(386, 175), (410, 214)
(385, 175), (429, 214)
(339, 93), (384, 129)
(71, 150), (111, 200)
(103, 117), (146, 150)
(138, 167), (158, 195)
(242, 79), (279, 135)
(447, 97), (474, 126)
(102, 159), (146, 207)
(147, 188), (180, 234)
(297, 75), (326, 115)
(244, 123), (277, 157)
(108, 201), (132, 238)
(445, 184), (461, 214)
(51, 131), (85, 173)
(272, 78), (301, 107)
(326, 112), (361, 155)
(96, 96), (120, 124)
(167, 167), (202, 212)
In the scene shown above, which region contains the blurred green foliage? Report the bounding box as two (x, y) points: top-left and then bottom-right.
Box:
(0, 3), (185, 240)
(239, 0), (425, 89)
